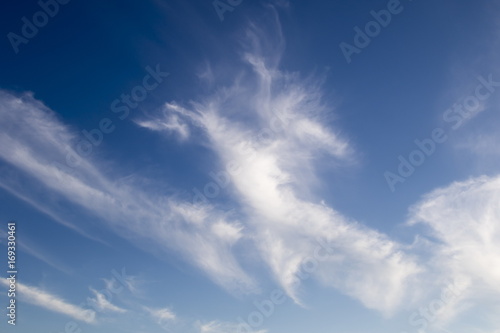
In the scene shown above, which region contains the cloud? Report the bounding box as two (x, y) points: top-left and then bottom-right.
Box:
(0, 278), (96, 323)
(198, 320), (267, 333)
(0, 9), (421, 318)
(137, 12), (421, 315)
(88, 288), (127, 313)
(135, 103), (191, 140)
(1, 6), (500, 331)
(15, 238), (73, 274)
(143, 306), (176, 323)
(0, 90), (256, 294)
(408, 174), (500, 327)
(409, 175), (500, 287)
(103, 274), (139, 296)
(132, 10), (499, 328)
(456, 129), (500, 158)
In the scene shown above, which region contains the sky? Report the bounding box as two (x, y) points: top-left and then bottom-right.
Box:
(0, 0), (500, 332)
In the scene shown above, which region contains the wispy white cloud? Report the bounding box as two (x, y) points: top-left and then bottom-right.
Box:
(137, 12), (421, 315)
(0, 164), (106, 245)
(15, 238), (73, 274)
(103, 273), (139, 297)
(409, 175), (500, 284)
(198, 320), (267, 333)
(133, 11), (500, 329)
(135, 111), (190, 140)
(2, 6), (500, 332)
(0, 90), (256, 294)
(88, 288), (127, 313)
(0, 278), (96, 323)
(143, 306), (176, 323)
(0, 10), (419, 318)
(408, 174), (500, 328)
(456, 130), (500, 158)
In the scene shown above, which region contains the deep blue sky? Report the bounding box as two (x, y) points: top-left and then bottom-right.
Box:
(1, 1), (500, 332)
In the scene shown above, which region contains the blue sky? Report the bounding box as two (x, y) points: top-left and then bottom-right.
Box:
(1, 0), (500, 332)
